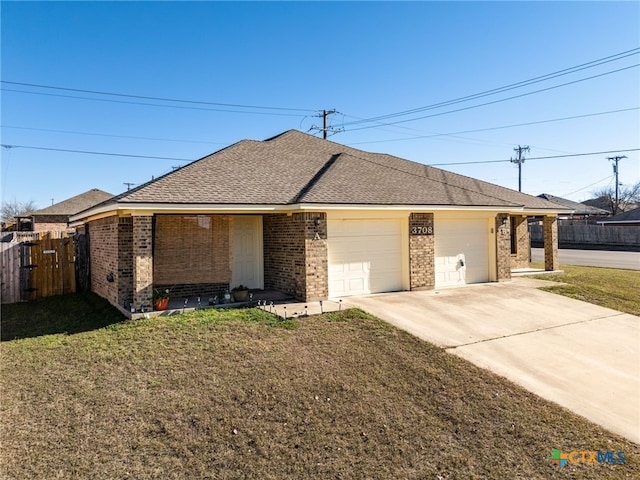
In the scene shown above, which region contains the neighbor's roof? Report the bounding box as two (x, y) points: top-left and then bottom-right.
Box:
(76, 130), (566, 216)
(537, 193), (609, 216)
(598, 207), (640, 224)
(32, 189), (114, 216)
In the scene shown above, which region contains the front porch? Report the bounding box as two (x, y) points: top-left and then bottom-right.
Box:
(123, 289), (344, 321)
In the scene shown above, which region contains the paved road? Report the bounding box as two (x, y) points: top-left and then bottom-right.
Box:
(531, 247), (640, 270)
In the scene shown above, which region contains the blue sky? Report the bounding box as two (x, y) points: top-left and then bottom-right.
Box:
(1, 1), (639, 209)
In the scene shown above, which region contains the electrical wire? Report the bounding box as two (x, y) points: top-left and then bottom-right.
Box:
(346, 64), (640, 132)
(560, 175), (615, 197)
(427, 148), (640, 166)
(342, 48), (640, 127)
(0, 125), (229, 146)
(0, 144), (193, 162)
(347, 107), (640, 146)
(2, 144), (637, 168)
(0, 80), (313, 112)
(1, 88), (307, 117)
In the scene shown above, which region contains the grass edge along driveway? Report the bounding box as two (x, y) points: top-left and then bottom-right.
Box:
(1, 294), (638, 479)
(527, 263), (640, 316)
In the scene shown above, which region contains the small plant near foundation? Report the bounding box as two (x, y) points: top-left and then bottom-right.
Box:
(153, 288), (170, 300)
(231, 285), (249, 302)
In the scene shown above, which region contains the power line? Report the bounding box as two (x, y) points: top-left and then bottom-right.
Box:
(1, 80), (314, 112)
(561, 175), (614, 198)
(510, 145), (530, 192)
(1, 125), (229, 146)
(607, 155), (628, 214)
(428, 148), (640, 166)
(3, 144), (637, 167)
(345, 64), (640, 132)
(342, 48), (640, 128)
(1, 88), (307, 117)
(347, 107), (640, 146)
(0, 144), (193, 162)
(308, 110), (344, 139)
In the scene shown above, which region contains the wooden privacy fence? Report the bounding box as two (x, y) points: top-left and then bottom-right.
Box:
(530, 224), (640, 248)
(1, 241), (22, 303)
(1, 232), (88, 304)
(27, 236), (76, 299)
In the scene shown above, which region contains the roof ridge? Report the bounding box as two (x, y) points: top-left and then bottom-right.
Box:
(291, 153), (341, 203)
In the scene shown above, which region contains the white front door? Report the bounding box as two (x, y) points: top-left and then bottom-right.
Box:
(232, 216), (263, 289)
(328, 219), (403, 298)
(435, 218), (490, 287)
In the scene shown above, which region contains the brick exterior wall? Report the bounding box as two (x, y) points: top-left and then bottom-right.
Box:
(118, 217), (133, 308)
(495, 213), (511, 281)
(263, 212), (328, 301)
(409, 213), (435, 290)
(264, 214), (298, 296)
(510, 215), (530, 269)
(543, 215), (559, 271)
(33, 215), (69, 233)
(153, 215), (231, 297)
(153, 283), (229, 302)
(132, 216), (153, 311)
(88, 216), (120, 306)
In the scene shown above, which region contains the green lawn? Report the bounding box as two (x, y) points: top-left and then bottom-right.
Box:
(528, 263), (640, 316)
(1, 294), (637, 479)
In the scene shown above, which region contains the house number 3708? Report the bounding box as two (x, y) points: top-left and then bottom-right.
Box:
(411, 226), (433, 235)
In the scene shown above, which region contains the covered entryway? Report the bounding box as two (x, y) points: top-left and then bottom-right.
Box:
(435, 218), (490, 287)
(328, 219), (403, 297)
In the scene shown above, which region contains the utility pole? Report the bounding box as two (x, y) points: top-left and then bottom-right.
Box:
(309, 109), (343, 139)
(510, 145), (530, 192)
(123, 182), (135, 191)
(607, 155), (627, 214)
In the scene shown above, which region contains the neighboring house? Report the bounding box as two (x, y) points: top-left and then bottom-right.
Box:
(70, 130), (569, 312)
(31, 189), (113, 233)
(597, 207), (640, 226)
(537, 193), (609, 221)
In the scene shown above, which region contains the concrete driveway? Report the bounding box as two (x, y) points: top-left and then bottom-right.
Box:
(342, 278), (640, 443)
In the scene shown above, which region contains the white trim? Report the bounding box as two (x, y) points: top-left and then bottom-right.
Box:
(597, 220), (639, 225)
(70, 201), (570, 226)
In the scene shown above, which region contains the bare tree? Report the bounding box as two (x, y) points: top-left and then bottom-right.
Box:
(589, 181), (640, 215)
(0, 199), (38, 223)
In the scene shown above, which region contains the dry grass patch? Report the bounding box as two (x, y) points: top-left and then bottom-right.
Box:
(1, 295), (638, 479)
(528, 264), (640, 316)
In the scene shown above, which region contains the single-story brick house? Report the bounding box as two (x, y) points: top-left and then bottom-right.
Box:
(597, 207), (640, 226)
(30, 188), (114, 233)
(70, 130), (568, 312)
(537, 193), (609, 221)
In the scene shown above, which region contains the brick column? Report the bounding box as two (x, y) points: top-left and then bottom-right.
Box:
(543, 215), (559, 271)
(409, 213), (435, 290)
(495, 213), (511, 281)
(133, 215), (153, 311)
(295, 212), (328, 301)
(510, 215), (530, 269)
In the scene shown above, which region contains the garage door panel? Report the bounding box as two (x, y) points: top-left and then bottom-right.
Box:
(328, 219), (403, 297)
(435, 219), (489, 287)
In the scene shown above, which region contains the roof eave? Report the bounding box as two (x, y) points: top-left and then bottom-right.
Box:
(69, 201), (571, 226)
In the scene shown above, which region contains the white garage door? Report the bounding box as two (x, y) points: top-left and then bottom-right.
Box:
(328, 219), (403, 297)
(435, 219), (489, 287)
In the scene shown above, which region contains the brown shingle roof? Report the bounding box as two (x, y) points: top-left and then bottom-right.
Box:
(90, 130), (565, 210)
(537, 193), (609, 215)
(32, 189), (114, 216)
